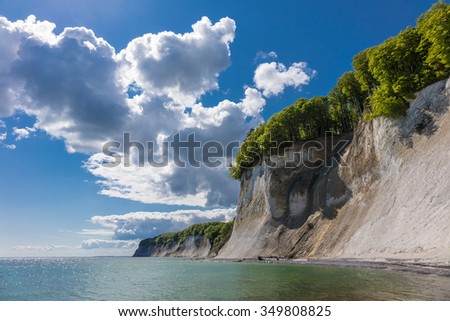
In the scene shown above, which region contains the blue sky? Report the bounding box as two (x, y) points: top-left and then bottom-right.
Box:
(0, 0), (437, 256)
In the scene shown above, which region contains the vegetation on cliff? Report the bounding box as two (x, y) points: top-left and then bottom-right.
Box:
(137, 221), (234, 253)
(230, 1), (450, 180)
(356, 1), (450, 118)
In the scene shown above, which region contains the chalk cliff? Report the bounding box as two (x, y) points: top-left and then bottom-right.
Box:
(134, 79), (450, 263)
(133, 221), (233, 257)
(134, 235), (212, 257)
(219, 78), (450, 263)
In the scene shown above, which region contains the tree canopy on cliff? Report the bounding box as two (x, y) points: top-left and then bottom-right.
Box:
(139, 221), (234, 253)
(355, 1), (450, 118)
(230, 1), (450, 180)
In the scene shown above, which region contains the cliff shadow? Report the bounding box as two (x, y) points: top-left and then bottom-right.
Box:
(282, 137), (353, 230)
(399, 79), (449, 148)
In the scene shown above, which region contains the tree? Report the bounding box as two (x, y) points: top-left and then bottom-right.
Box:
(353, 48), (378, 96)
(230, 2), (450, 179)
(417, 2), (450, 78)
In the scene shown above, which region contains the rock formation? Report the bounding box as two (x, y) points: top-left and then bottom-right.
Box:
(134, 235), (212, 257)
(134, 79), (450, 263)
(219, 78), (450, 263)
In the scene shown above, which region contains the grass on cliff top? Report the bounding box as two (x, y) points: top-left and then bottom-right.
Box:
(139, 221), (234, 252)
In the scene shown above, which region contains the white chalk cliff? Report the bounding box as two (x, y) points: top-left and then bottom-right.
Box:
(218, 78), (450, 264)
(134, 235), (212, 257)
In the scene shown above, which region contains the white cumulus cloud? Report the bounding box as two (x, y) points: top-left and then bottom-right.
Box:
(90, 208), (236, 240)
(118, 16), (236, 106)
(254, 61), (315, 97)
(0, 15), (313, 207)
(240, 87), (266, 117)
(13, 126), (36, 140)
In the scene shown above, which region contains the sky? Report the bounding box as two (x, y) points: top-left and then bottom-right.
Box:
(0, 0), (437, 256)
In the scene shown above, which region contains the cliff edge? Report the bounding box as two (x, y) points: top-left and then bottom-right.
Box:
(219, 78), (450, 263)
(133, 221), (233, 258)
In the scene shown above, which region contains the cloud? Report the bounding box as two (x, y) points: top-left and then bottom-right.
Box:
(0, 15), (244, 206)
(0, 131), (15, 149)
(12, 245), (72, 252)
(81, 239), (138, 249)
(83, 96), (264, 207)
(0, 120), (5, 128)
(240, 87), (266, 117)
(0, 16), (57, 118)
(79, 208), (235, 252)
(77, 229), (115, 236)
(9, 23), (128, 153)
(12, 126), (36, 140)
(118, 16), (236, 106)
(90, 208), (236, 240)
(254, 51), (278, 62)
(0, 15), (313, 207)
(254, 61), (315, 97)
(84, 153), (209, 206)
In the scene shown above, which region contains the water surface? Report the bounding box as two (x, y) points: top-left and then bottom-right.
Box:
(0, 257), (449, 300)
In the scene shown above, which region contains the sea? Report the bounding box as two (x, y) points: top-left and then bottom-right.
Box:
(0, 257), (449, 301)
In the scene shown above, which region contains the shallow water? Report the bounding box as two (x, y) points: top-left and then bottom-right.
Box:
(0, 257), (449, 300)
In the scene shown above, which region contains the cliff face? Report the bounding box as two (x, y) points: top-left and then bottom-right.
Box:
(218, 135), (352, 258)
(134, 79), (450, 262)
(134, 235), (212, 257)
(133, 221), (233, 257)
(219, 78), (450, 263)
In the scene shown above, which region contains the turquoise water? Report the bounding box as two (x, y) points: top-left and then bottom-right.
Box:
(0, 257), (449, 300)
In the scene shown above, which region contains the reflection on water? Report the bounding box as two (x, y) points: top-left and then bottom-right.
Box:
(0, 257), (449, 300)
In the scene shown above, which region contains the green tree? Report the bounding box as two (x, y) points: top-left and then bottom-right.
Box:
(417, 2), (450, 78)
(230, 1), (450, 179)
(353, 48), (378, 96)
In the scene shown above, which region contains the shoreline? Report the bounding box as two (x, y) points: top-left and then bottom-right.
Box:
(201, 257), (450, 277)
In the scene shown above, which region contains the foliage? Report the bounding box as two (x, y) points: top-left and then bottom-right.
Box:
(141, 221), (235, 252)
(417, 1), (450, 79)
(230, 1), (450, 180)
(329, 71), (365, 132)
(354, 1), (450, 118)
(229, 76), (364, 180)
